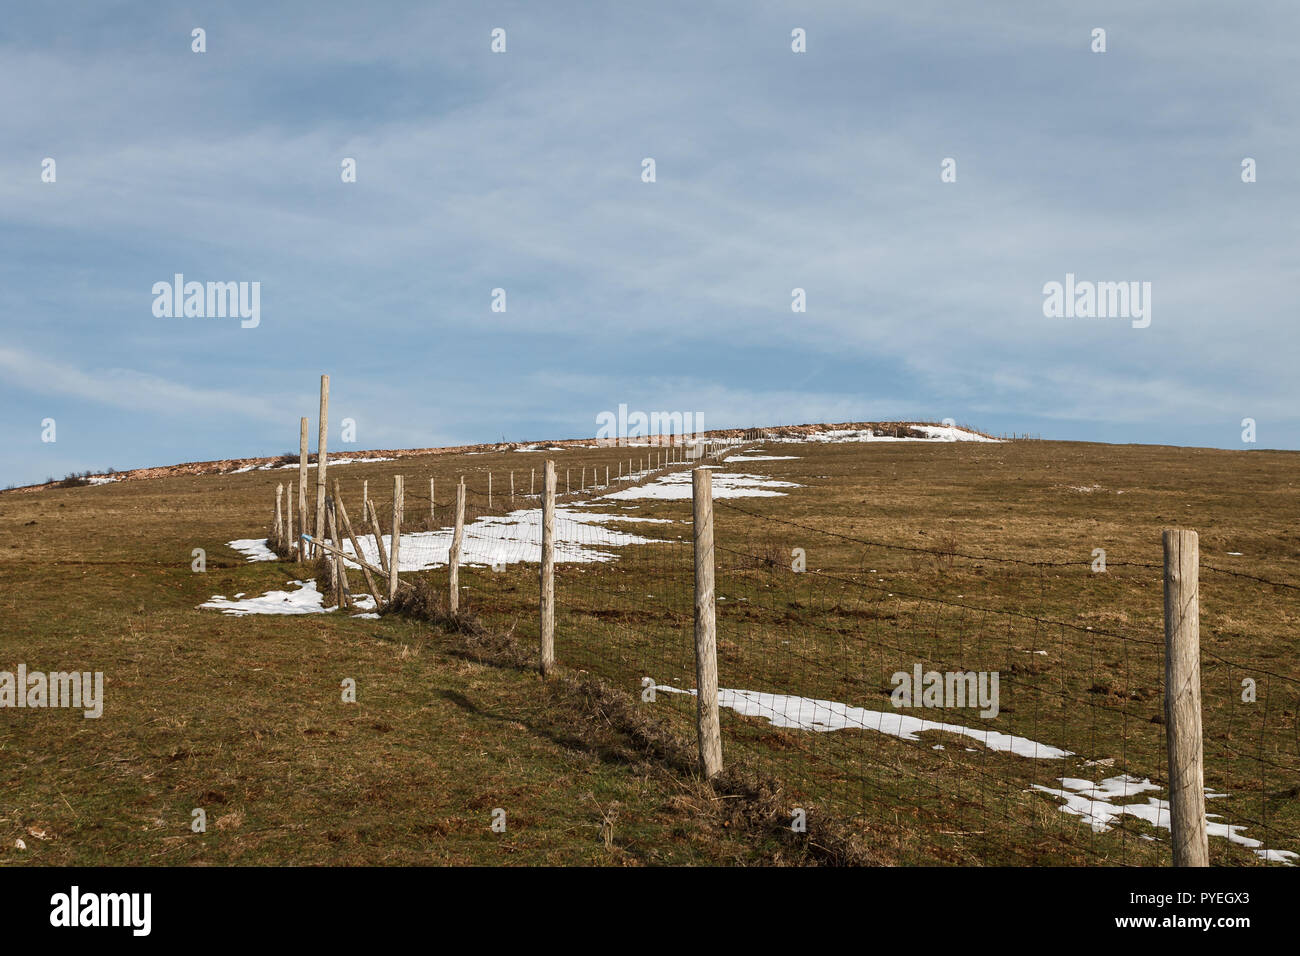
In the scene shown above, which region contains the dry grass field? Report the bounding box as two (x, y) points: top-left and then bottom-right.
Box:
(2, 434), (1297, 866)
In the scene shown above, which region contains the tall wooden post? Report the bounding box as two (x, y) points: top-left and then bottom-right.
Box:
(510, 470), (514, 504)
(429, 477), (435, 525)
(488, 472), (493, 509)
(605, 465), (609, 488)
(313, 375), (330, 559)
(540, 460), (556, 676)
(298, 417), (309, 562)
(1163, 529), (1208, 866)
(692, 467), (723, 779)
(362, 479), (368, 517)
(388, 475), (403, 602)
(530, 468), (535, 496)
(449, 481), (466, 614)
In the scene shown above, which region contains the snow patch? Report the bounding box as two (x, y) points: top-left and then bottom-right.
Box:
(654, 685), (1071, 759)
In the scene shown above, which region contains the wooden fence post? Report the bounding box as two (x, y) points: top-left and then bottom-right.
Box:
(334, 480), (383, 609)
(298, 417), (309, 562)
(566, 468), (570, 495)
(531, 468), (535, 496)
(488, 472), (493, 509)
(388, 475), (403, 602)
(540, 460), (556, 676)
(362, 479), (368, 517)
(273, 484), (284, 550)
(327, 498), (350, 609)
(429, 477), (435, 525)
(510, 470), (514, 504)
(314, 374), (329, 559)
(449, 480), (466, 614)
(285, 483), (295, 558)
(692, 467), (723, 779)
(366, 499), (389, 577)
(1163, 529), (1208, 867)
(605, 465), (609, 488)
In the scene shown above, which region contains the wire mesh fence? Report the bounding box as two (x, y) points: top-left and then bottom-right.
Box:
(288, 455), (1300, 866)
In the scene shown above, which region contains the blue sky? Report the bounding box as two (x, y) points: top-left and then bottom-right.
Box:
(2, 2), (1297, 486)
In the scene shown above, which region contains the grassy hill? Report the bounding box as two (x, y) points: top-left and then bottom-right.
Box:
(2, 434), (1297, 865)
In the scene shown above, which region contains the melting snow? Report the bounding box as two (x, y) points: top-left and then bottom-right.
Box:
(779, 425), (999, 444)
(604, 471), (800, 501)
(1031, 775), (1298, 865)
(229, 538), (278, 562)
(200, 580), (378, 616)
(295, 507), (672, 572)
(654, 685), (1071, 759)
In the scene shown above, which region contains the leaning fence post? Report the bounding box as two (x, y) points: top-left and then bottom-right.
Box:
(366, 498), (389, 577)
(449, 480), (466, 614)
(1163, 529), (1208, 866)
(692, 467), (723, 779)
(388, 475), (403, 602)
(334, 479), (383, 610)
(540, 460), (556, 676)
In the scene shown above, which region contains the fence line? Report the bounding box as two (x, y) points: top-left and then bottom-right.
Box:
(262, 437), (1298, 866)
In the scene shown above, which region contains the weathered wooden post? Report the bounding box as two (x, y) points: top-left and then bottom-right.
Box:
(388, 475), (403, 602)
(449, 480), (466, 613)
(327, 498), (349, 609)
(334, 479), (382, 609)
(314, 374), (330, 560)
(285, 483), (295, 558)
(692, 467), (723, 779)
(298, 417), (309, 561)
(540, 460), (556, 676)
(605, 465), (609, 488)
(273, 484), (284, 550)
(510, 470), (514, 504)
(429, 477), (435, 525)
(566, 468), (570, 496)
(362, 479), (369, 518)
(488, 472), (493, 509)
(366, 499), (389, 576)
(1163, 529), (1208, 866)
